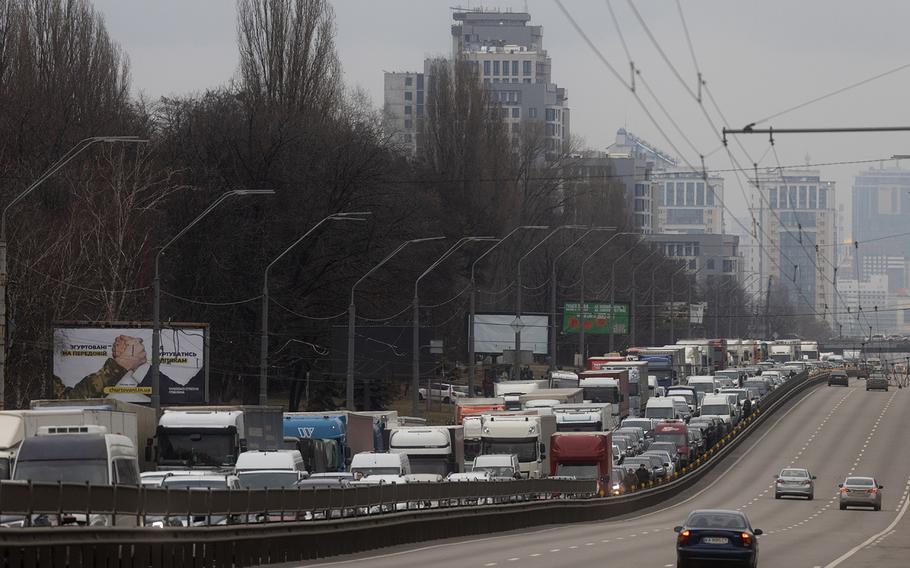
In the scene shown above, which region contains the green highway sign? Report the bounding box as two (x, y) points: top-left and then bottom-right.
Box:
(562, 302), (629, 335)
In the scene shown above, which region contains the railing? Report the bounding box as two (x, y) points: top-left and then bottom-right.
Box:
(0, 478), (595, 526)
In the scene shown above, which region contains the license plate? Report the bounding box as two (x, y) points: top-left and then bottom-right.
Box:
(703, 537), (729, 545)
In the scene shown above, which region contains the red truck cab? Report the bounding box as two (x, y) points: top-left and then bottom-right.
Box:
(550, 432), (612, 496)
(653, 419), (692, 467)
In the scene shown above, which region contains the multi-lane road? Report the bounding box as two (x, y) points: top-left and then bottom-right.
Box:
(304, 378), (910, 568)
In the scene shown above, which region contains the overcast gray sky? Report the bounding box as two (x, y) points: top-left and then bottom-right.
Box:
(95, 1), (910, 233)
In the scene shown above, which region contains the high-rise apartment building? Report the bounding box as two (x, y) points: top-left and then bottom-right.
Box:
(383, 71), (424, 156)
(755, 169), (836, 318)
(654, 171), (725, 234)
(383, 9), (570, 160)
(852, 166), (910, 292)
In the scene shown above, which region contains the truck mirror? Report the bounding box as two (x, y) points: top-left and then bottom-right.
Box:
(144, 446), (152, 463)
(239, 439), (248, 453)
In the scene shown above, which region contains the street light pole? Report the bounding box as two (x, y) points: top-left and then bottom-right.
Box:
(346, 236), (445, 411)
(549, 227), (614, 372)
(468, 226), (547, 397)
(0, 136), (146, 409)
(578, 232), (633, 366)
(260, 212), (370, 406)
(513, 225), (583, 379)
(630, 249), (658, 349)
(414, 237), (496, 415)
(609, 236), (647, 352)
(153, 189), (274, 417)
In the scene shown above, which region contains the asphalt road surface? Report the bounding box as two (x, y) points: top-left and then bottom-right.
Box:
(301, 379), (910, 568)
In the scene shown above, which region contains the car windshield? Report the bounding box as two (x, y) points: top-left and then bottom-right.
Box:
(555, 463), (599, 479)
(655, 433), (686, 446)
(583, 386), (619, 404)
(686, 512), (747, 529)
(481, 439), (538, 462)
(846, 477), (875, 486)
(351, 467), (400, 477)
(158, 431), (235, 467)
(780, 469), (808, 478)
(646, 407), (675, 419)
(14, 460), (109, 485)
(700, 405), (730, 416)
(237, 471), (300, 489)
(409, 456), (452, 476)
(163, 479), (228, 489)
(473, 466), (515, 478)
(668, 392), (695, 404)
(650, 442), (676, 453)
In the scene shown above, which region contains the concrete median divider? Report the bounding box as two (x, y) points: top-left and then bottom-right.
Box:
(0, 371), (826, 567)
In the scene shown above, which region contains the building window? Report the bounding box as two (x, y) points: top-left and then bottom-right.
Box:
(523, 60), (532, 75)
(707, 185), (715, 206)
(723, 259), (735, 273)
(686, 182), (695, 206)
(523, 78), (531, 83)
(483, 78), (490, 84)
(809, 186), (817, 209)
(416, 74), (423, 88)
(512, 61), (519, 75)
(667, 209), (704, 225)
(676, 244), (684, 256)
(404, 119), (412, 129)
(769, 187), (777, 209)
(511, 107), (520, 118)
(483, 60), (490, 75)
(501, 107), (509, 118)
(799, 186), (807, 209)
(502, 60), (510, 75)
(545, 123), (555, 136)
(696, 183), (705, 206)
(689, 259), (696, 269)
(417, 92), (423, 104)
(405, 76), (412, 87)
(707, 259), (715, 270)
(666, 183), (675, 206)
(493, 60), (500, 75)
(788, 186), (798, 209)
(685, 243), (693, 256)
(512, 122), (520, 132)
(676, 182), (685, 205)
(416, 105), (424, 117)
(404, 106), (412, 115)
(528, 107), (537, 119)
(404, 91), (412, 101)
(545, 108), (556, 121)
(819, 187), (827, 209)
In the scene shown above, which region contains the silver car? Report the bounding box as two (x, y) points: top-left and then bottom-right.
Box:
(866, 374), (889, 392)
(774, 467), (816, 500)
(839, 476), (883, 510)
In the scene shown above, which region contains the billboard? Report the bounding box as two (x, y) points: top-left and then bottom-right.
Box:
(562, 302), (629, 335)
(53, 324), (208, 405)
(472, 314), (549, 355)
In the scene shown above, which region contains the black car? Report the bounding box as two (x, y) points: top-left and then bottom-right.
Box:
(675, 509), (762, 568)
(828, 370), (849, 387)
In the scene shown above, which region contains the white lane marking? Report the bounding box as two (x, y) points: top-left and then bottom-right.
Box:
(529, 553), (541, 557)
(484, 563), (497, 567)
(549, 549), (560, 552)
(507, 558), (519, 562)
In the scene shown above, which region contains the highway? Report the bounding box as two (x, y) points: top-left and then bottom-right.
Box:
(302, 379), (910, 568)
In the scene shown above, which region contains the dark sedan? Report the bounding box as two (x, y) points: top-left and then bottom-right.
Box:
(675, 509), (762, 568)
(827, 370), (848, 387)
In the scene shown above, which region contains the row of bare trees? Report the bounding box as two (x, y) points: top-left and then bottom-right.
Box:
(0, 0), (822, 409)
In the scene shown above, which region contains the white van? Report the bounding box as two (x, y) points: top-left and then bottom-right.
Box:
(644, 398), (679, 421)
(13, 425), (138, 486)
(350, 451), (411, 479)
(699, 394), (736, 430)
(234, 449), (307, 489)
(686, 376), (718, 399)
(471, 454), (521, 480)
(669, 396), (692, 421)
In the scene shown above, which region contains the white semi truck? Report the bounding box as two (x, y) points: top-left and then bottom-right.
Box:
(155, 406), (284, 469)
(388, 425), (465, 477)
(480, 414), (556, 479)
(0, 399), (156, 477)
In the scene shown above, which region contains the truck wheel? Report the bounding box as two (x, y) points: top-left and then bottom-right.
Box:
(443, 397), (451, 404)
(418, 393), (425, 401)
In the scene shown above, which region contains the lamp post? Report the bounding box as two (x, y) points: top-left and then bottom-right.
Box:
(630, 249), (658, 348)
(668, 264), (688, 344)
(0, 136), (146, 409)
(152, 189), (274, 417)
(513, 225), (583, 379)
(346, 236), (445, 411)
(414, 237), (497, 415)
(260, 212), (370, 406)
(468, 226), (547, 397)
(577, 232), (639, 362)
(609, 236), (647, 352)
(549, 227), (614, 372)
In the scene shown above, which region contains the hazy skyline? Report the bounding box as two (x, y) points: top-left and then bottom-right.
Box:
(94, 1), (910, 230)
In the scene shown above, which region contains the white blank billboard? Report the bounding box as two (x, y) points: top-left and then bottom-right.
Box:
(473, 314), (550, 355)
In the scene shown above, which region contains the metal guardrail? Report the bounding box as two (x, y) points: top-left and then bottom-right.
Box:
(0, 370), (825, 567)
(0, 477), (594, 522)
